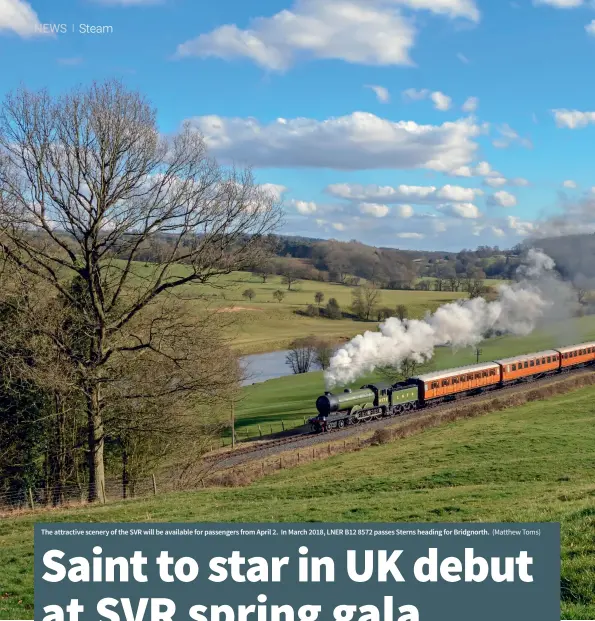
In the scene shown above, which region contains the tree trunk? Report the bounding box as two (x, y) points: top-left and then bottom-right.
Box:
(86, 383), (106, 503)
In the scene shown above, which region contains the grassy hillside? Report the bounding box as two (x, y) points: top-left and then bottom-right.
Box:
(235, 314), (595, 435)
(2, 385), (594, 619)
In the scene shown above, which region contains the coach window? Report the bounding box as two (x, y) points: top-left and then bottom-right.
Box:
(524, 362), (529, 368)
(530, 360), (535, 367)
(511, 364), (516, 371)
(536, 359), (541, 366)
(442, 380), (449, 386)
(475, 373), (481, 379)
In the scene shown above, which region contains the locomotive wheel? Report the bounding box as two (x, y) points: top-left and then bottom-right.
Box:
(337, 419), (345, 429)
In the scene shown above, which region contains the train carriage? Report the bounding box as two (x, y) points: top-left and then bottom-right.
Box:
(495, 349), (560, 384)
(410, 362), (501, 403)
(556, 342), (595, 369)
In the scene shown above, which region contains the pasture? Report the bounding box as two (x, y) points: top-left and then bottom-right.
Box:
(2, 384), (594, 619)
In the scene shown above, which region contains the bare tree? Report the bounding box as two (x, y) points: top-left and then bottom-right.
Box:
(395, 304), (408, 321)
(281, 267), (301, 291)
(378, 357), (431, 384)
(313, 339), (336, 370)
(351, 283), (381, 320)
(257, 263), (274, 283)
(0, 80), (281, 502)
(314, 291), (325, 306)
(242, 288), (255, 301)
(285, 337), (316, 374)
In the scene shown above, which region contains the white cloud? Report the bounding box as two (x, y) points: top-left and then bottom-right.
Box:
(332, 222), (346, 231)
(431, 91), (452, 111)
(475, 161), (494, 176)
(397, 232), (425, 239)
(325, 182), (483, 204)
(436, 202), (481, 218)
(533, 0), (583, 7)
(291, 199), (317, 214)
(489, 190), (517, 207)
(457, 52), (470, 64)
(586, 19), (595, 35)
(398, 204), (414, 218)
(0, 0), (44, 37)
(553, 109), (595, 129)
(484, 176), (507, 188)
(359, 202), (390, 217)
(403, 88), (430, 101)
(507, 215), (535, 237)
(365, 84), (390, 103)
(510, 177), (530, 187)
(189, 112), (481, 171)
(462, 96), (478, 112)
(176, 0), (480, 71)
(94, 0), (163, 4)
(491, 226), (505, 237)
(563, 180), (577, 189)
(492, 123), (533, 149)
(261, 183), (288, 200)
(403, 88), (452, 110)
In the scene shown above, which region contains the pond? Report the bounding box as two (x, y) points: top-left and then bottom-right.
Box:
(240, 350), (318, 386)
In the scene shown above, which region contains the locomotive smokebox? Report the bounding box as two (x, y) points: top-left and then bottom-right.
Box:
(316, 394), (339, 415)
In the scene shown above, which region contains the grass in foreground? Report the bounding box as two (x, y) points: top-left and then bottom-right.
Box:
(235, 314), (595, 434)
(1, 386), (594, 619)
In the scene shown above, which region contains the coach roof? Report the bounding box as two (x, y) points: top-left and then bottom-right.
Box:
(495, 349), (560, 365)
(411, 361), (500, 382)
(556, 342), (595, 354)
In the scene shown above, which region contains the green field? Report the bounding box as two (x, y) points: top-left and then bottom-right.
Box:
(235, 314), (595, 436)
(117, 263), (473, 354)
(2, 385), (594, 619)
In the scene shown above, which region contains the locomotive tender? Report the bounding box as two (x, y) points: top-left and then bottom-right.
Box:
(310, 341), (595, 432)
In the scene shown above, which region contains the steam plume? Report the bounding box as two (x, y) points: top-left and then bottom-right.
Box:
(324, 249), (569, 388)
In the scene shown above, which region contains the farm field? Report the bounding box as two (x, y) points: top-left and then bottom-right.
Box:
(235, 314), (595, 435)
(116, 262), (474, 354)
(2, 385), (594, 619)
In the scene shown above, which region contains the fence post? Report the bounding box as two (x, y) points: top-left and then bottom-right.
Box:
(312, 447), (315, 459)
(279, 457), (283, 469)
(259, 425), (262, 438)
(261, 462), (265, 476)
(328, 444), (331, 455)
(297, 452), (300, 464)
(28, 487), (34, 510)
(152, 474), (157, 496)
(101, 480), (106, 505)
(282, 420), (285, 431)
(270, 424), (273, 435)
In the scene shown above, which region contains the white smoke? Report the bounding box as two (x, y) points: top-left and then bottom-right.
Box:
(324, 249), (569, 388)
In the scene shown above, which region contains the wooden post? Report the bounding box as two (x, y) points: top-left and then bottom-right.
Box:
(100, 480), (106, 505)
(258, 425), (262, 438)
(282, 420), (285, 431)
(261, 462), (265, 475)
(231, 401), (236, 449)
(28, 487), (34, 510)
(312, 447), (315, 459)
(152, 474), (157, 496)
(328, 444), (331, 455)
(279, 457), (283, 469)
(297, 452), (300, 464)
(270, 424), (273, 435)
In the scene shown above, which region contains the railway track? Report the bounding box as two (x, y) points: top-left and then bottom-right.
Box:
(206, 366), (595, 471)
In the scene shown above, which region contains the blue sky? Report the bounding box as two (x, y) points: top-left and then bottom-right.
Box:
(2, 0), (595, 250)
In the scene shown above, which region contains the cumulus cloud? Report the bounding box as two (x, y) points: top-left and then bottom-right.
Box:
(175, 0), (480, 71)
(563, 180), (577, 189)
(431, 91), (452, 111)
(325, 182), (483, 204)
(462, 96), (478, 112)
(553, 109), (595, 129)
(260, 183), (288, 200)
(402, 88), (430, 101)
(507, 215), (536, 236)
(397, 232), (425, 239)
(291, 199), (317, 214)
(586, 20), (595, 35)
(365, 84), (390, 103)
(189, 112), (481, 171)
(483, 176), (529, 188)
(0, 0), (45, 37)
(398, 204), (414, 218)
(359, 202), (390, 217)
(489, 190), (518, 208)
(436, 202), (481, 218)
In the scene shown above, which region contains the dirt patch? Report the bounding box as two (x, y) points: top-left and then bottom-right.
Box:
(217, 306), (264, 313)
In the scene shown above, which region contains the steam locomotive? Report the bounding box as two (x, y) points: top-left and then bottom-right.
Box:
(309, 341), (595, 432)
